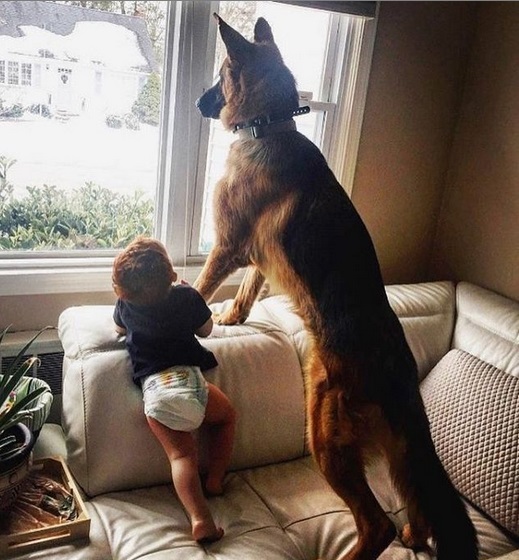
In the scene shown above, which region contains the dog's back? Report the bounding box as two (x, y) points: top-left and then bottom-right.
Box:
(196, 14), (478, 560)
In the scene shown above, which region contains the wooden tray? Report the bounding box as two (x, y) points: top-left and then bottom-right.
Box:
(0, 456), (90, 555)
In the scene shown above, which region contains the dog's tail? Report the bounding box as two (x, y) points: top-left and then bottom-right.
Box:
(391, 409), (479, 560)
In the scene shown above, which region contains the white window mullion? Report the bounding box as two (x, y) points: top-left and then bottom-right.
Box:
(188, 116), (215, 260)
(155, 1), (216, 267)
(188, 1), (220, 260)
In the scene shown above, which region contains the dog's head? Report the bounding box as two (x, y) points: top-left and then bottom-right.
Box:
(196, 14), (299, 130)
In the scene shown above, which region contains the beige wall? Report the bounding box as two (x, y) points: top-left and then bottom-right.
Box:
(430, 2), (519, 301)
(353, 1), (518, 301)
(0, 292), (116, 332)
(352, 1), (475, 284)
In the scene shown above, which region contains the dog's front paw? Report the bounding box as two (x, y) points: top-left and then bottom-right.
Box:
(215, 309), (246, 326)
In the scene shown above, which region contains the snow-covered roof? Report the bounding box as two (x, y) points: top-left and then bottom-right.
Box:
(0, 0), (156, 72)
(1, 22), (148, 71)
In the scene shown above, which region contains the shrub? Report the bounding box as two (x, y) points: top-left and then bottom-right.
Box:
(0, 183), (153, 251)
(132, 72), (161, 126)
(0, 103), (24, 119)
(124, 113), (140, 131)
(27, 104), (52, 118)
(105, 114), (123, 129)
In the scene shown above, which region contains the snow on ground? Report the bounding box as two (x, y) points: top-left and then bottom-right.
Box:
(0, 115), (159, 198)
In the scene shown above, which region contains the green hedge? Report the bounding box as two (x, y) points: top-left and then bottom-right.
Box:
(0, 182), (153, 251)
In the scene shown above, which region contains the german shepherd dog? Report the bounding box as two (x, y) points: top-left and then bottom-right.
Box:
(195, 14), (478, 560)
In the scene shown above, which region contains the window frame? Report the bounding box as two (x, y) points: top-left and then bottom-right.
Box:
(0, 0), (378, 297)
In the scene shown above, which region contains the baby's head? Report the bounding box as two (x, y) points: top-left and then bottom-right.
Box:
(112, 237), (177, 305)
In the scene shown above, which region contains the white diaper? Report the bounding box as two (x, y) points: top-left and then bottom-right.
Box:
(141, 366), (209, 432)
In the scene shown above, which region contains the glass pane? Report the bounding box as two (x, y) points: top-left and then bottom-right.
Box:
(198, 1), (331, 254)
(0, 1), (167, 252)
(255, 3), (330, 96)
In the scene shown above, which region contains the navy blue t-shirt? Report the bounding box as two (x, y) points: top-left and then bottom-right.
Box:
(113, 285), (218, 382)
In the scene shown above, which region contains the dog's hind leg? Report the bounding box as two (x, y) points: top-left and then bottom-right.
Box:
(307, 366), (396, 559)
(382, 430), (432, 553)
(385, 412), (478, 559)
(215, 266), (265, 325)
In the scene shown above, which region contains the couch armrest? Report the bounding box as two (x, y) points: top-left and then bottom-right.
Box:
(453, 282), (519, 376)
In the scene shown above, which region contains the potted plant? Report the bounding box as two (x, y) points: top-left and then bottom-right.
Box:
(0, 326), (53, 510)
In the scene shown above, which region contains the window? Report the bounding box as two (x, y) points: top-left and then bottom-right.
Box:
(0, 1), (377, 296)
(21, 63), (32, 86)
(0, 1), (165, 262)
(1, 60), (31, 85)
(7, 61), (19, 85)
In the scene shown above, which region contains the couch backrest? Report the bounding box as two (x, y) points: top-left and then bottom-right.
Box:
(58, 281), (456, 497)
(452, 282), (519, 376)
(225, 280), (457, 382)
(59, 303), (307, 497)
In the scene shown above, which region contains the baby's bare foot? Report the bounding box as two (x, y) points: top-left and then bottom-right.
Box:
(192, 520), (224, 544)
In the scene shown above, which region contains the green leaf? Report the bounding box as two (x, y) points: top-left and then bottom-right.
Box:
(0, 326), (52, 438)
(0, 358), (37, 407)
(0, 386), (46, 437)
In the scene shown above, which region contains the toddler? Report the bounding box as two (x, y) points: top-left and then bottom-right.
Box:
(112, 236), (236, 543)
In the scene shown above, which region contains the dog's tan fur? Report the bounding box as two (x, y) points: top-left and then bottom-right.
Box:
(194, 14), (478, 560)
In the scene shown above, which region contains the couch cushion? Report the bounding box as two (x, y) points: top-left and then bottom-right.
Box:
(421, 349), (519, 537)
(84, 456), (517, 560)
(453, 282), (519, 376)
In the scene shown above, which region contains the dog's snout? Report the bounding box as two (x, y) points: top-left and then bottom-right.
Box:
(196, 83), (225, 120)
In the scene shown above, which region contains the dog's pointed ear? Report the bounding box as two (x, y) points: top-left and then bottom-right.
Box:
(254, 17), (274, 43)
(214, 13), (253, 62)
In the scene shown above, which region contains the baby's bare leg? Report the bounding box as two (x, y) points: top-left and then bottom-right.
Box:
(203, 383), (237, 495)
(146, 417), (223, 543)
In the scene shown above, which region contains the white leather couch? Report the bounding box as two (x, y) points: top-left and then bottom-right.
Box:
(13, 281), (519, 559)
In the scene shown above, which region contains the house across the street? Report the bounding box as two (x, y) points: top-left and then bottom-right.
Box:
(0, 0), (157, 118)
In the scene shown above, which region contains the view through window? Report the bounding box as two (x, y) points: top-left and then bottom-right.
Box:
(0, 0), (166, 252)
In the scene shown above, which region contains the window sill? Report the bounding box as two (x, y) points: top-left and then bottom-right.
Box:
(0, 262), (245, 297)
